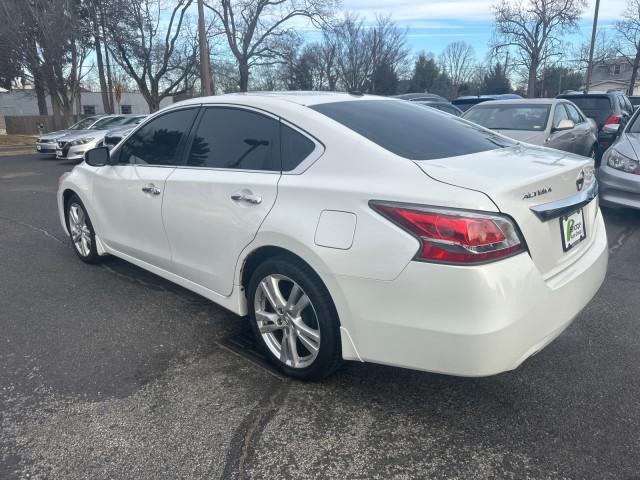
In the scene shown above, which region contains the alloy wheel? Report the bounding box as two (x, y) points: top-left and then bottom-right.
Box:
(68, 203), (92, 257)
(254, 274), (321, 369)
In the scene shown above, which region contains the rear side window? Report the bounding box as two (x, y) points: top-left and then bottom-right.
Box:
(564, 103), (583, 124)
(311, 100), (514, 160)
(281, 124), (316, 171)
(187, 107), (280, 171)
(119, 108), (198, 166)
(552, 104), (569, 127)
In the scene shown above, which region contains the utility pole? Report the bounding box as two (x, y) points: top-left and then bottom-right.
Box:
(585, 0), (600, 94)
(197, 0), (214, 96)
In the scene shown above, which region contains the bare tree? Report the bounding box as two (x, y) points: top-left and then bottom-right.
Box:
(104, 0), (199, 112)
(439, 41), (476, 94)
(327, 13), (408, 93)
(491, 0), (586, 97)
(616, 0), (640, 96)
(1, 0), (93, 121)
(204, 0), (336, 92)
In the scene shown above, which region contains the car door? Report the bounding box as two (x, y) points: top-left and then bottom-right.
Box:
(564, 102), (592, 156)
(91, 107), (199, 269)
(161, 106), (284, 296)
(546, 103), (575, 153)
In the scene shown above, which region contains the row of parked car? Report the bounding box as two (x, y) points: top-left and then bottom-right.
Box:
(397, 89), (639, 210)
(396, 89), (636, 160)
(36, 114), (147, 160)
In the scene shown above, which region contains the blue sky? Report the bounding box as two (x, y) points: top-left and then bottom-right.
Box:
(339, 0), (627, 58)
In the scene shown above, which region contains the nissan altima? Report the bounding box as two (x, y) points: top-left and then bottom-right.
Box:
(57, 92), (608, 380)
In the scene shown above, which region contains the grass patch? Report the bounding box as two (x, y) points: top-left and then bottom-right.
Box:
(0, 134), (37, 146)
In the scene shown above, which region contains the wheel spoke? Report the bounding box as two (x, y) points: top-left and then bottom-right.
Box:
(76, 207), (85, 225)
(81, 236), (90, 256)
(290, 293), (310, 316)
(286, 284), (302, 309)
(280, 331), (291, 363)
(287, 329), (300, 366)
(256, 311), (282, 333)
(69, 206), (79, 224)
(260, 276), (286, 310)
(292, 318), (320, 353)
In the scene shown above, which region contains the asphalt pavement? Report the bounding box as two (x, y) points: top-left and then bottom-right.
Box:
(2, 153), (640, 480)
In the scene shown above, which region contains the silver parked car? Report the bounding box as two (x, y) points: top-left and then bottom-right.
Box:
(598, 109), (640, 210)
(463, 99), (598, 158)
(36, 116), (105, 155)
(55, 115), (146, 161)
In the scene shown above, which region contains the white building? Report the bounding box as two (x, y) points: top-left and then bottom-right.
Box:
(0, 88), (173, 116)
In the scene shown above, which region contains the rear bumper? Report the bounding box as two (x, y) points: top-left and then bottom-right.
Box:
(334, 209), (608, 376)
(598, 163), (640, 210)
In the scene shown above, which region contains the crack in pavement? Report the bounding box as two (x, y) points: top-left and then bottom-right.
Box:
(0, 215), (66, 245)
(220, 378), (290, 480)
(608, 223), (639, 258)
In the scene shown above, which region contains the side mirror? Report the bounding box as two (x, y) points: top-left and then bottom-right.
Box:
(602, 123), (620, 135)
(554, 119), (575, 131)
(84, 146), (110, 166)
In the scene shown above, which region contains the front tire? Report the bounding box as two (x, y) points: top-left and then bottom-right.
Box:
(247, 256), (343, 380)
(65, 194), (102, 264)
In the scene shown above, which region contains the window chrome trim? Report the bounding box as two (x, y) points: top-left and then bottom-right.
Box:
(530, 180), (598, 221)
(169, 102), (324, 175)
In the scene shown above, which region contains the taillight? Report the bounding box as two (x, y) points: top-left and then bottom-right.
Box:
(370, 202), (525, 265)
(604, 114), (622, 125)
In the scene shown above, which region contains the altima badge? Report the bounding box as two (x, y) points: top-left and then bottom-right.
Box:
(523, 187), (552, 200)
(576, 169), (585, 192)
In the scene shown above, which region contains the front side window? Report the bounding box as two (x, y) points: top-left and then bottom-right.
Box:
(464, 104), (550, 131)
(119, 108), (198, 166)
(186, 107), (279, 171)
(311, 100), (514, 161)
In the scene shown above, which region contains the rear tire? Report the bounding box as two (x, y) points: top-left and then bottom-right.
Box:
(247, 255), (343, 380)
(65, 194), (103, 264)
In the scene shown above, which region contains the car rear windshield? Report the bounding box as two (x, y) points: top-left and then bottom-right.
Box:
(464, 104), (550, 131)
(559, 96), (611, 112)
(310, 100), (515, 160)
(451, 99), (485, 111)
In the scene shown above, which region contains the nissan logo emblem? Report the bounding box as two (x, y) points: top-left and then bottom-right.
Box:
(576, 170), (585, 192)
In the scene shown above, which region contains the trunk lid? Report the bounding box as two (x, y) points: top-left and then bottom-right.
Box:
(415, 145), (598, 278)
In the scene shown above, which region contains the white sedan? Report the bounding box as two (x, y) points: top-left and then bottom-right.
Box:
(57, 92), (608, 380)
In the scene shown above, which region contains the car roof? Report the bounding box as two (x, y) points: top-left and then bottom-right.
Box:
(454, 94), (522, 101)
(468, 98), (560, 106)
(171, 91), (390, 108)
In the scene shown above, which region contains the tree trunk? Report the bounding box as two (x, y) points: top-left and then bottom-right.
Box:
(629, 46), (640, 97)
(92, 7), (111, 114)
(100, 11), (115, 113)
(239, 61), (249, 92)
(33, 68), (48, 115)
(527, 60), (538, 98)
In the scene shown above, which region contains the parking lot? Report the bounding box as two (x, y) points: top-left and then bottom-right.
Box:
(1, 152), (640, 479)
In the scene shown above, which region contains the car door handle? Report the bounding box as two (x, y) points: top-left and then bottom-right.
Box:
(231, 192), (262, 205)
(142, 184), (161, 195)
